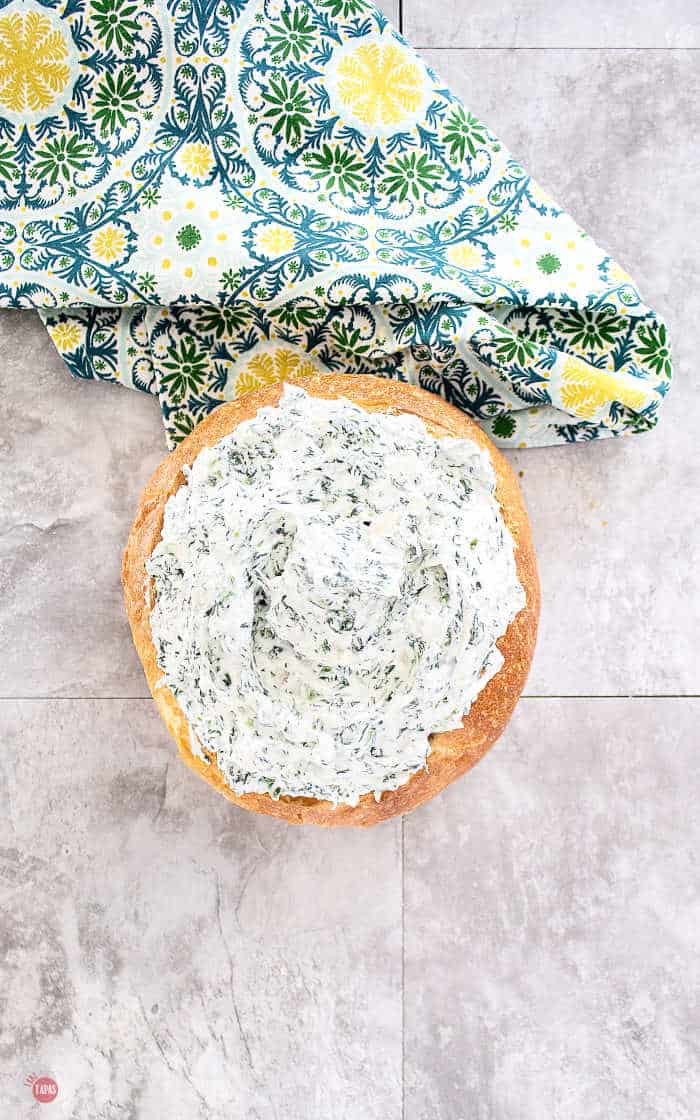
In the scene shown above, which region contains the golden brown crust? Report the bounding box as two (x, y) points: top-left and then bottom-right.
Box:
(123, 374), (540, 826)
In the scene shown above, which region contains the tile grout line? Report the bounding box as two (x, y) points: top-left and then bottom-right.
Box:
(0, 696), (158, 701)
(411, 45), (699, 51)
(523, 693), (700, 699)
(401, 811), (406, 1120)
(1, 694), (699, 702)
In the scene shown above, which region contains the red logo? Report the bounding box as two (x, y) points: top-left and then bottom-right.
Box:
(25, 1074), (59, 1103)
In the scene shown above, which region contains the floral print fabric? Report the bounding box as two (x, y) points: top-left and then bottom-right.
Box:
(0, 0), (671, 447)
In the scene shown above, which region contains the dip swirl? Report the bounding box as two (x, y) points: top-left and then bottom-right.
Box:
(147, 385), (525, 806)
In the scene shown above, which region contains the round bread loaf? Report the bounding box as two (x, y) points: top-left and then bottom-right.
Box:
(123, 374), (539, 826)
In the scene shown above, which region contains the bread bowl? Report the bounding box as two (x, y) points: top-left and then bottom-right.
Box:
(123, 373), (539, 826)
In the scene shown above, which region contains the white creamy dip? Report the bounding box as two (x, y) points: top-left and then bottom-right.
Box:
(147, 385), (525, 806)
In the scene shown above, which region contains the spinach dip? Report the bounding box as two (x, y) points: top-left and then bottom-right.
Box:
(147, 385), (525, 806)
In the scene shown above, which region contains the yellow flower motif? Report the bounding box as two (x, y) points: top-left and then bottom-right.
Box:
(337, 43), (423, 128)
(254, 223), (297, 257)
(50, 320), (82, 353)
(0, 9), (70, 113)
(0, 10), (70, 114)
(447, 242), (484, 270)
(90, 223), (128, 263)
(559, 356), (648, 420)
(236, 348), (316, 396)
(177, 142), (214, 181)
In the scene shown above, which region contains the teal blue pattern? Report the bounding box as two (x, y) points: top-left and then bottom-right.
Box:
(0, 0), (670, 446)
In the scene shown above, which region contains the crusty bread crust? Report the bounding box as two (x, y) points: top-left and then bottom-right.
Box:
(123, 374), (540, 826)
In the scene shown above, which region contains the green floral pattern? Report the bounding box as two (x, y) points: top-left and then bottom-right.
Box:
(0, 0), (669, 448)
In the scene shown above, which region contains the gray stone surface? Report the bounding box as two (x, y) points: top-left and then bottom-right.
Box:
(0, 315), (164, 698)
(404, 698), (700, 1120)
(422, 48), (700, 695)
(0, 700), (402, 1119)
(407, 0), (700, 46)
(0, 15), (698, 1120)
(2, 698), (696, 1117)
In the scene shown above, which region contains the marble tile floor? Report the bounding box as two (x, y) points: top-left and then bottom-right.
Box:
(1, 3), (697, 1117)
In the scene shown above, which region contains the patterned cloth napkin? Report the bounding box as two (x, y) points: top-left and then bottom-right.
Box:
(0, 0), (671, 447)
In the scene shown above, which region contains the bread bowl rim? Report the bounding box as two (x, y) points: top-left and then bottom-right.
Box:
(122, 373), (540, 826)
